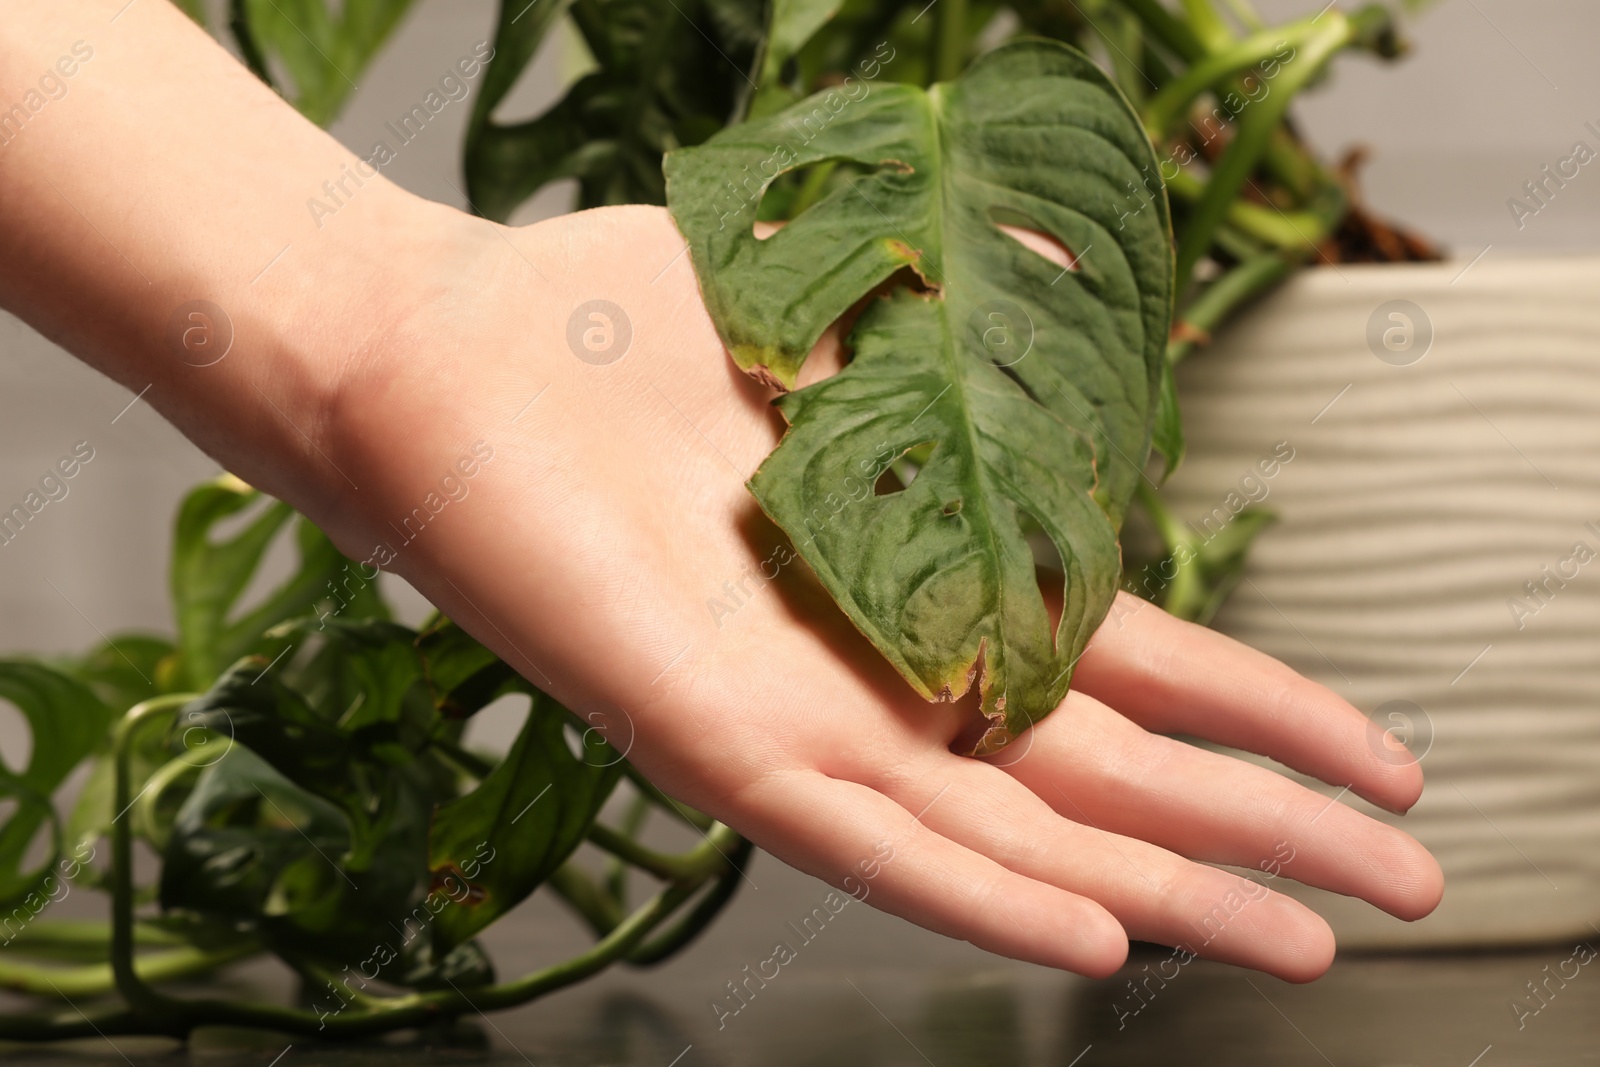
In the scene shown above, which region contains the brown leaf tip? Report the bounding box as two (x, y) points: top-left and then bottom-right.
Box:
(746, 364), (790, 392)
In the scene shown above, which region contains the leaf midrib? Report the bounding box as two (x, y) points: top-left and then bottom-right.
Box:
(925, 81), (1015, 707)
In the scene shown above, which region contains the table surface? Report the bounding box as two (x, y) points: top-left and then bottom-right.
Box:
(4, 942), (1595, 1067)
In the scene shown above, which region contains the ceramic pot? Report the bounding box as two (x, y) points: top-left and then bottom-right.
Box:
(1162, 253), (1600, 947)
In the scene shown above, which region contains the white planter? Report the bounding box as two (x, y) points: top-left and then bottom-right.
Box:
(1163, 253), (1600, 948)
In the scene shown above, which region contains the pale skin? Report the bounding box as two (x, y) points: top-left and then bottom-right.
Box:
(2, 0), (1440, 984)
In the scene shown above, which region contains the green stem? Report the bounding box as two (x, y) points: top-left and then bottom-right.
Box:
(623, 765), (713, 830)
(933, 0), (970, 82)
(1220, 0), (1264, 31)
(1163, 167), (1328, 251)
(0, 942), (258, 1000)
(111, 695), (198, 1023)
(0, 919), (187, 961)
(229, 0), (275, 90)
(586, 823), (713, 883)
(1143, 20), (1324, 137)
(625, 838), (754, 966)
(1173, 12), (1353, 294)
(1168, 250), (1292, 364)
(430, 736), (496, 780)
(81, 825), (748, 1043)
(1116, 0), (1207, 61)
(1179, 0), (1234, 51)
(547, 862), (624, 937)
(787, 160), (839, 218)
(604, 793), (653, 904)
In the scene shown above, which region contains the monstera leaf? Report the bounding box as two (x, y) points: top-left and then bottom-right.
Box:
(667, 40), (1173, 749)
(426, 692), (623, 951)
(170, 476), (385, 691)
(464, 0), (762, 220)
(232, 0), (419, 126)
(0, 663), (114, 909)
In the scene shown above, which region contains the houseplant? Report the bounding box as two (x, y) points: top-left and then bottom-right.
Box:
(0, 476), (749, 1040)
(0, 0), (1461, 1043)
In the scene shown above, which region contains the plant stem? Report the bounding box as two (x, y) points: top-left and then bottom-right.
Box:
(586, 823), (716, 883)
(604, 793), (653, 904)
(0, 942), (258, 1000)
(933, 0), (970, 82)
(430, 736), (496, 780)
(547, 862), (624, 937)
(623, 764), (713, 830)
(1142, 21), (1323, 137)
(1173, 12), (1353, 294)
(626, 837), (754, 966)
(1179, 0), (1233, 52)
(1116, 0), (1207, 61)
(229, 0), (275, 90)
(111, 695), (198, 1024)
(0, 919), (187, 961)
(1168, 250), (1292, 364)
(1162, 167), (1328, 251)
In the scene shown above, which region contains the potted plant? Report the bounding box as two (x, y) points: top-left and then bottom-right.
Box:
(0, 477), (749, 1040)
(0, 0), (1510, 1043)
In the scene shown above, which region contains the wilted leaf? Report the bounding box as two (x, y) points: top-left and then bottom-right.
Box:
(667, 41), (1173, 747)
(426, 693), (622, 951)
(415, 616), (519, 719)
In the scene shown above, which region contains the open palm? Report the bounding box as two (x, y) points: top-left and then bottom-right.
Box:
(309, 203), (1441, 983)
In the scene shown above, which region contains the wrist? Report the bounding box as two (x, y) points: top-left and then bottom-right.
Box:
(245, 188), (497, 543)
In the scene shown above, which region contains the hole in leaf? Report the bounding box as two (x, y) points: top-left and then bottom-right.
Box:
(461, 692), (531, 761)
(562, 721), (588, 762)
(989, 207), (1078, 274)
(755, 160), (869, 234)
(0, 699), (31, 777)
(796, 265), (941, 390)
(1019, 509), (1066, 652)
(873, 442), (935, 497)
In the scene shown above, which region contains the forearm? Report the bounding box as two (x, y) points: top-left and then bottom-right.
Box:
(0, 0), (463, 519)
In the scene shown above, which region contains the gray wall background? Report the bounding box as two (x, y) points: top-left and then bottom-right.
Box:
(1, 0), (1598, 1036)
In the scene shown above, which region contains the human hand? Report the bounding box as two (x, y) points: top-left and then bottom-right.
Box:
(309, 203), (1442, 983)
(0, 0), (1439, 981)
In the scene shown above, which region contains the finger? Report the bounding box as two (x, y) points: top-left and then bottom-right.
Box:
(903, 757), (1338, 982)
(1001, 691), (1443, 922)
(737, 769), (1129, 978)
(1072, 592), (1422, 815)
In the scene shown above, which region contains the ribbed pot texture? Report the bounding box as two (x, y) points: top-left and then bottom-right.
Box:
(1163, 254), (1600, 948)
